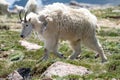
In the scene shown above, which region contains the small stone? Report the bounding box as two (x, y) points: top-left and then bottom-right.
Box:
(7, 70), (23, 80)
(19, 40), (43, 50)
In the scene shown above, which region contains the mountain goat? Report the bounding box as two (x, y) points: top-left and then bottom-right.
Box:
(0, 0), (10, 15)
(19, 3), (107, 63)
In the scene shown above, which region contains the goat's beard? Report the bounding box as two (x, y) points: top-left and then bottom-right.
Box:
(33, 31), (45, 42)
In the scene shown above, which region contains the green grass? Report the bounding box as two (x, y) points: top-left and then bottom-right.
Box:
(91, 7), (120, 19)
(98, 28), (120, 37)
(0, 26), (120, 79)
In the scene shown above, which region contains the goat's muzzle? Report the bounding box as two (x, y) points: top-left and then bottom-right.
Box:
(20, 35), (24, 38)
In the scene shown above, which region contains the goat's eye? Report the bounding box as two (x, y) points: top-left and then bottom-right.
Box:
(26, 25), (28, 27)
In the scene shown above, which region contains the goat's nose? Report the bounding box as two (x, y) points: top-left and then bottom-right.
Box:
(20, 35), (24, 38)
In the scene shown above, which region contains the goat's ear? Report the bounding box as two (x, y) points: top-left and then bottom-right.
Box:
(39, 15), (46, 21)
(39, 15), (53, 22)
(28, 18), (31, 22)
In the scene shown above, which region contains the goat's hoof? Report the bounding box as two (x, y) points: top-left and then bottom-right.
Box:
(101, 59), (107, 63)
(60, 54), (64, 57)
(58, 54), (66, 59)
(95, 54), (99, 59)
(76, 55), (81, 59)
(61, 54), (66, 59)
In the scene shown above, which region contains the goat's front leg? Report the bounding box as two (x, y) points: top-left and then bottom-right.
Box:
(37, 48), (49, 63)
(53, 49), (65, 58)
(69, 40), (81, 59)
(40, 36), (64, 61)
(39, 39), (52, 61)
(40, 48), (49, 61)
(52, 40), (64, 58)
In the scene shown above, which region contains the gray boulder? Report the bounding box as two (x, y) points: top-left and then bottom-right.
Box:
(41, 61), (92, 78)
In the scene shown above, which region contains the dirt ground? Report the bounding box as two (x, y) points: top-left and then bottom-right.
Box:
(98, 19), (120, 28)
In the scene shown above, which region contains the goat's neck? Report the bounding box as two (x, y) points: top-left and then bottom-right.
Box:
(33, 23), (41, 33)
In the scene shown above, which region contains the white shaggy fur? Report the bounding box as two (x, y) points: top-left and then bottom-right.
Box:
(25, 0), (38, 13)
(14, 5), (24, 12)
(20, 3), (107, 62)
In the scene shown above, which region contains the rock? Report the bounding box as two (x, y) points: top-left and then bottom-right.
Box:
(19, 40), (43, 50)
(69, 0), (81, 7)
(112, 78), (117, 80)
(42, 78), (53, 80)
(7, 70), (23, 80)
(41, 61), (92, 78)
(7, 68), (31, 80)
(17, 68), (31, 79)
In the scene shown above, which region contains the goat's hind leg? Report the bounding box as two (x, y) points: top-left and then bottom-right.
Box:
(84, 36), (107, 63)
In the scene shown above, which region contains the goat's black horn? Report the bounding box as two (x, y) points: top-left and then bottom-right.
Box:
(19, 10), (22, 21)
(24, 11), (28, 22)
